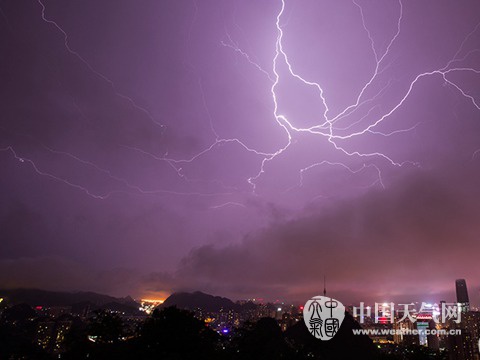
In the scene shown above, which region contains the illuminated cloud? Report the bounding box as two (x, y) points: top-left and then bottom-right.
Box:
(0, 0), (479, 303)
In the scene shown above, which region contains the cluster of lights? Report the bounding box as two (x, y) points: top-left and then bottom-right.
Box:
(138, 299), (164, 315)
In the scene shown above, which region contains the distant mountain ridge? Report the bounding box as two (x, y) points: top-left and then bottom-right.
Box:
(161, 291), (259, 312)
(0, 288), (140, 310)
(0, 289), (265, 316)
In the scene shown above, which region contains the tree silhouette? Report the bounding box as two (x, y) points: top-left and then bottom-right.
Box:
(62, 317), (92, 360)
(229, 317), (295, 360)
(136, 306), (222, 359)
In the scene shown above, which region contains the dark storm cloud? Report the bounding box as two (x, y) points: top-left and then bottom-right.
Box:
(173, 167), (480, 303)
(0, 256), (139, 296)
(0, 201), (51, 258)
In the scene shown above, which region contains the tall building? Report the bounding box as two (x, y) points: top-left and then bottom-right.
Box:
(448, 279), (477, 360)
(464, 312), (480, 360)
(456, 279), (470, 313)
(415, 313), (439, 350)
(447, 322), (475, 360)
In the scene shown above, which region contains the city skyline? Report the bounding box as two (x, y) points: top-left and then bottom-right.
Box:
(1, 279), (478, 359)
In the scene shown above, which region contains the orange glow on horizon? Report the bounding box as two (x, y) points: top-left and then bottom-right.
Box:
(140, 299), (165, 303)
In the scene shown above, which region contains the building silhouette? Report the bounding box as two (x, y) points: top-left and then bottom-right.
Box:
(456, 279), (470, 313)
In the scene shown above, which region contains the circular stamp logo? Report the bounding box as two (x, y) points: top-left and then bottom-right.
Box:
(303, 296), (345, 341)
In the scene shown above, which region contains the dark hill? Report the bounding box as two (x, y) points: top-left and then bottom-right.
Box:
(0, 288), (139, 309)
(160, 291), (239, 312)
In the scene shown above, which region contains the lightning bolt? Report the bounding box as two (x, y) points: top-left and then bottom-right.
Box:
(43, 145), (157, 196)
(210, 202), (246, 210)
(298, 161), (385, 190)
(220, 31), (275, 82)
(0, 146), (117, 199)
(0, 143), (236, 199)
(6, 0), (479, 202)
(229, 0), (480, 192)
(37, 0), (164, 129)
(473, 149), (480, 160)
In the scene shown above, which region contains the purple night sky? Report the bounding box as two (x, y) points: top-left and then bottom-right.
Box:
(1, 0), (480, 305)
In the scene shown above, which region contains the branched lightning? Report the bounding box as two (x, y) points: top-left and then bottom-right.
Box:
(37, 0), (163, 129)
(1, 145), (236, 199)
(332, 0), (403, 124)
(473, 149), (480, 160)
(210, 202), (246, 210)
(6, 0), (479, 203)
(366, 122), (422, 137)
(43, 146), (155, 195)
(297, 161), (385, 189)
(227, 0), (480, 191)
(0, 146), (117, 199)
(442, 22), (480, 70)
(220, 31), (275, 82)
